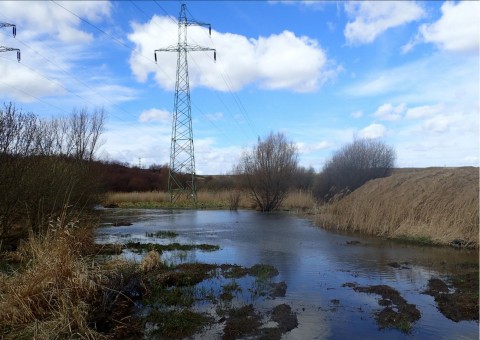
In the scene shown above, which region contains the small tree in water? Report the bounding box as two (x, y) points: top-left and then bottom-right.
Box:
(236, 132), (298, 212)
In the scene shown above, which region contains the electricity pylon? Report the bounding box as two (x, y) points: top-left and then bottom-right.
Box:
(0, 23), (20, 62)
(154, 4), (216, 203)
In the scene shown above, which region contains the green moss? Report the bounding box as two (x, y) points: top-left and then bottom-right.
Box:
(145, 230), (178, 238)
(125, 242), (219, 253)
(147, 309), (211, 339)
(393, 235), (436, 246)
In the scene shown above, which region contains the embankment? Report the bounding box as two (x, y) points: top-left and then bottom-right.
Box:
(316, 167), (479, 248)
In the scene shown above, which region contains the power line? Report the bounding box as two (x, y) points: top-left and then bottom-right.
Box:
(154, 3), (216, 203)
(153, 1), (258, 140)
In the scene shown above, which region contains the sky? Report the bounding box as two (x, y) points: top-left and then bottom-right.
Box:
(0, 1), (478, 174)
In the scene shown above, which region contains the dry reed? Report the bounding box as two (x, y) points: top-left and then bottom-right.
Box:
(282, 190), (316, 211)
(0, 217), (105, 338)
(105, 189), (316, 211)
(316, 167), (479, 247)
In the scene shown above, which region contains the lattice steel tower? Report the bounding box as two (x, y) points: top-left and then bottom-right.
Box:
(154, 4), (215, 203)
(0, 23), (21, 61)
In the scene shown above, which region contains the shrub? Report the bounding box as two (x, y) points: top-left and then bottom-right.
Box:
(235, 132), (298, 212)
(313, 138), (395, 202)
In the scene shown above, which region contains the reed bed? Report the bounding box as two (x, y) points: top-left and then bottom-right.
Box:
(0, 215), (143, 338)
(104, 189), (315, 211)
(316, 167), (479, 247)
(0, 218), (103, 338)
(281, 190), (316, 211)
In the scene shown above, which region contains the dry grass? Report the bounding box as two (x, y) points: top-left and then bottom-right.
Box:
(282, 190), (316, 211)
(105, 189), (315, 211)
(316, 167), (479, 247)
(0, 215), (143, 338)
(0, 217), (105, 338)
(105, 191), (169, 204)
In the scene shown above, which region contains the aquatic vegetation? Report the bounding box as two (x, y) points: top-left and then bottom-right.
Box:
(145, 230), (178, 238)
(347, 283), (421, 333)
(424, 270), (479, 322)
(125, 241), (220, 253)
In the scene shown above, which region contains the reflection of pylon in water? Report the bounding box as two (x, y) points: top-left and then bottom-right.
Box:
(154, 4), (216, 203)
(0, 22), (21, 62)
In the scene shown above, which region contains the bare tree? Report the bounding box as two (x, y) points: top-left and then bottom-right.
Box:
(0, 102), (37, 156)
(69, 107), (106, 161)
(0, 103), (107, 240)
(313, 138), (396, 201)
(236, 132), (298, 212)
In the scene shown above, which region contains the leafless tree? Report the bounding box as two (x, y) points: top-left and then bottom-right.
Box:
(236, 132), (298, 212)
(0, 102), (37, 156)
(313, 138), (396, 201)
(70, 107), (106, 161)
(0, 103), (106, 240)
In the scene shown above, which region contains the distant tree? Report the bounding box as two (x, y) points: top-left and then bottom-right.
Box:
(0, 102), (106, 240)
(313, 138), (396, 202)
(69, 107), (106, 161)
(235, 132), (298, 212)
(291, 166), (316, 190)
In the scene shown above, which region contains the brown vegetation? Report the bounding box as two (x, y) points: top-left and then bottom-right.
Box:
(317, 167), (479, 247)
(103, 189), (315, 211)
(235, 132), (299, 211)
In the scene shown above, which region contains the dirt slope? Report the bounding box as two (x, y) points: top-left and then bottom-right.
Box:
(317, 167), (479, 247)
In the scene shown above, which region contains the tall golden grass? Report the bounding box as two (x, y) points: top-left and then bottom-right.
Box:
(0, 214), (143, 338)
(316, 167), (479, 247)
(0, 217), (104, 338)
(104, 189), (315, 211)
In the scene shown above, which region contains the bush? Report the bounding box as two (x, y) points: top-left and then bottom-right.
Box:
(313, 138), (395, 202)
(0, 103), (105, 243)
(235, 132), (298, 212)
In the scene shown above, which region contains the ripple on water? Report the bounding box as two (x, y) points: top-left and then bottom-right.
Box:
(97, 209), (479, 339)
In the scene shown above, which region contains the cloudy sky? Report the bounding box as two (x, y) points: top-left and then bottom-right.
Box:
(0, 1), (478, 174)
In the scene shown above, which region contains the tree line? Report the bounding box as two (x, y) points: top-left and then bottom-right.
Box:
(0, 103), (105, 243)
(1, 101), (396, 246)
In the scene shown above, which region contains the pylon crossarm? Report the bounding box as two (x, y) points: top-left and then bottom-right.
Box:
(0, 23), (16, 37)
(0, 46), (20, 62)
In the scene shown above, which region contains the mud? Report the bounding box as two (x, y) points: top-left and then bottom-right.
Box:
(347, 283), (421, 332)
(423, 271), (479, 322)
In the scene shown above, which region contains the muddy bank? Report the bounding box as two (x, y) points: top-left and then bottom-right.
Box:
(95, 253), (298, 339)
(423, 269), (479, 322)
(343, 283), (421, 333)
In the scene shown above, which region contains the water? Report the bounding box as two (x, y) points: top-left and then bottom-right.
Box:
(97, 208), (478, 339)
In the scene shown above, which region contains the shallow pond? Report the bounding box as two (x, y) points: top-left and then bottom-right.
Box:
(97, 208), (478, 339)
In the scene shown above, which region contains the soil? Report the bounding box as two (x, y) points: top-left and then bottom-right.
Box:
(347, 283), (421, 332)
(423, 271), (479, 322)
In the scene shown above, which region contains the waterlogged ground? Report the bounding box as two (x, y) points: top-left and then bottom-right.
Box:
(97, 209), (478, 339)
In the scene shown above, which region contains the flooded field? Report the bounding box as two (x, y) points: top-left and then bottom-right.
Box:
(97, 209), (478, 339)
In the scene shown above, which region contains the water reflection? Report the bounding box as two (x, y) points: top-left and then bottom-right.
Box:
(97, 209), (478, 339)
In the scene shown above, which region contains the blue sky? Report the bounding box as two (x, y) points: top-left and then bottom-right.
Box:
(0, 1), (478, 174)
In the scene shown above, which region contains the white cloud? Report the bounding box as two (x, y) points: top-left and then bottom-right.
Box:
(0, 1), (119, 108)
(351, 110), (363, 118)
(297, 140), (334, 153)
(395, 102), (478, 167)
(372, 103), (406, 121)
(407, 1), (480, 54)
(359, 123), (387, 139)
(405, 103), (445, 119)
(0, 63), (64, 102)
(205, 112), (224, 121)
(344, 1), (425, 45)
(128, 16), (335, 92)
(343, 53), (477, 104)
(0, 1), (111, 43)
(139, 108), (170, 123)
